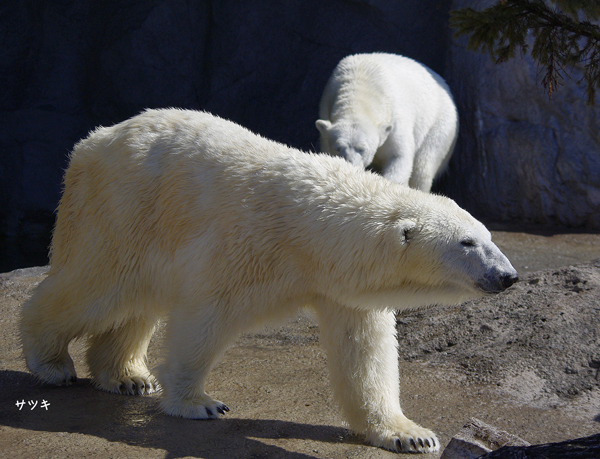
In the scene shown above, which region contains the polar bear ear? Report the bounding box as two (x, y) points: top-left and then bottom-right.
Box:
(394, 219), (417, 245)
(315, 119), (332, 134)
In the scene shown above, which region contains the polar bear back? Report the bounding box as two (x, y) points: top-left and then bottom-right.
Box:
(320, 53), (455, 136)
(52, 109), (417, 316)
(317, 53), (458, 191)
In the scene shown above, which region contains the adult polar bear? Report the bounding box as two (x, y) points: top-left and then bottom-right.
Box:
(20, 109), (517, 454)
(316, 53), (458, 191)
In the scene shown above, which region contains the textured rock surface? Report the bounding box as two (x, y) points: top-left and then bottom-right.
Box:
(477, 433), (600, 459)
(440, 0), (600, 228)
(396, 261), (600, 401)
(440, 417), (530, 459)
(2, 0), (600, 271)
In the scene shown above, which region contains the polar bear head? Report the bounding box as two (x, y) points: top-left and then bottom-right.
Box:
(414, 208), (518, 294)
(316, 119), (391, 169)
(335, 191), (518, 310)
(393, 196), (518, 307)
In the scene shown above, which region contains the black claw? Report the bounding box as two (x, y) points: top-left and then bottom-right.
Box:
(425, 438), (431, 448)
(418, 437), (424, 447)
(206, 408), (213, 417)
(410, 438), (417, 450)
(395, 438), (403, 451)
(216, 406), (225, 415)
(221, 404), (230, 412)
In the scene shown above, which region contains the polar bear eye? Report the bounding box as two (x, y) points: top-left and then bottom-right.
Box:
(402, 228), (412, 243)
(395, 219), (416, 245)
(461, 239), (476, 247)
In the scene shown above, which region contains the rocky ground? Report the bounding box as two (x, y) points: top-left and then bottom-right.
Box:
(397, 261), (600, 401)
(1, 229), (599, 458)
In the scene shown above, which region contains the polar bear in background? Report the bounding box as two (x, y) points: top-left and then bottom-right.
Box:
(20, 109), (517, 454)
(316, 53), (459, 192)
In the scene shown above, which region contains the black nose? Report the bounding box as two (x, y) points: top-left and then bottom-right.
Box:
(501, 272), (519, 289)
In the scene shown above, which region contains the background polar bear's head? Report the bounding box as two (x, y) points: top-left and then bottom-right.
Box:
(315, 119), (391, 169)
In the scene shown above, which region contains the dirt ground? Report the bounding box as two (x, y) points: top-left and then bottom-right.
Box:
(1, 227), (599, 459)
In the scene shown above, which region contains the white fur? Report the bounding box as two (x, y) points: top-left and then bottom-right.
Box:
(20, 109), (516, 454)
(316, 53), (459, 192)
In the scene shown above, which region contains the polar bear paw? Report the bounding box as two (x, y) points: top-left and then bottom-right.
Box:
(160, 393), (230, 419)
(93, 373), (161, 395)
(367, 418), (439, 454)
(28, 355), (78, 386)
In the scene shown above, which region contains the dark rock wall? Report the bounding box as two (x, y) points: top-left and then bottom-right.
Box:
(1, 0), (599, 272)
(442, 0), (600, 229)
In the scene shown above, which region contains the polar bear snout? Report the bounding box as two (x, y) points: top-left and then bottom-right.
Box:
(339, 146), (368, 168)
(477, 269), (519, 293)
(501, 272), (519, 289)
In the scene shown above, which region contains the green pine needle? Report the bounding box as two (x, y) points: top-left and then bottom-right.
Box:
(450, 0), (600, 104)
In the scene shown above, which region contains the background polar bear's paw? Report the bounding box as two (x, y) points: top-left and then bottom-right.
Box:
(367, 420), (440, 454)
(30, 355), (77, 386)
(159, 394), (230, 419)
(93, 373), (161, 395)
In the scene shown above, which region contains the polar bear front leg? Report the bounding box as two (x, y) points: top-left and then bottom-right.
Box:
(378, 134), (415, 187)
(158, 302), (235, 419)
(315, 302), (439, 453)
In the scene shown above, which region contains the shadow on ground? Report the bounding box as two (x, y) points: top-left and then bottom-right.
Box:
(3, 370), (352, 459)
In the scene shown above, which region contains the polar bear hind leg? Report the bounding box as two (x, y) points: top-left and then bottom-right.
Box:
(86, 315), (160, 395)
(21, 273), (160, 394)
(20, 276), (79, 386)
(314, 301), (439, 453)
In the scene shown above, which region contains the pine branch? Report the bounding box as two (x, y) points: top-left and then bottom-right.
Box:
(451, 0), (600, 104)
